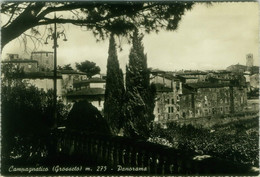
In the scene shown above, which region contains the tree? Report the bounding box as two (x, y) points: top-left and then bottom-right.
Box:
(66, 101), (111, 135)
(104, 34), (125, 135)
(1, 65), (69, 164)
(61, 64), (73, 70)
(1, 2), (193, 49)
(75, 60), (101, 78)
(123, 30), (156, 139)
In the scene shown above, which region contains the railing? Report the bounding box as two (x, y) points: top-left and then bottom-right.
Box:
(54, 130), (256, 175)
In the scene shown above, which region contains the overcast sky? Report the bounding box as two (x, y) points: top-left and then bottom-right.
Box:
(1, 2), (259, 74)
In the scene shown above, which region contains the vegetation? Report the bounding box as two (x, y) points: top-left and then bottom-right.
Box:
(151, 117), (259, 166)
(75, 60), (101, 78)
(1, 2), (194, 48)
(1, 64), (69, 165)
(104, 34), (125, 135)
(66, 101), (111, 135)
(58, 64), (74, 70)
(123, 30), (156, 139)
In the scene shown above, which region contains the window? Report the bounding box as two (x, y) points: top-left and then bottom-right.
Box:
(171, 99), (174, 104)
(168, 107), (174, 113)
(158, 108), (160, 113)
(167, 99), (170, 104)
(220, 107), (223, 111)
(46, 53), (48, 57)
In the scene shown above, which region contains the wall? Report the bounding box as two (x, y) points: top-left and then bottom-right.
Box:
(150, 75), (172, 88)
(90, 82), (106, 88)
(194, 87), (231, 117)
(15, 62), (38, 72)
(179, 94), (194, 119)
(31, 52), (54, 71)
(24, 78), (63, 96)
(250, 74), (259, 89)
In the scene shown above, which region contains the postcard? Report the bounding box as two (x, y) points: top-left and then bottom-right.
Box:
(1, 1), (259, 176)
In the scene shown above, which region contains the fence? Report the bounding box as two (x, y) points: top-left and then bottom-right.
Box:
(54, 130), (256, 175)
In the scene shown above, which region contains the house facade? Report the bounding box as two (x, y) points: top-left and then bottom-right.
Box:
(2, 58), (38, 73)
(31, 51), (54, 71)
(151, 70), (248, 124)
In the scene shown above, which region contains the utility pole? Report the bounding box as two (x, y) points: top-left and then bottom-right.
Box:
(53, 13), (58, 128)
(45, 13), (67, 129)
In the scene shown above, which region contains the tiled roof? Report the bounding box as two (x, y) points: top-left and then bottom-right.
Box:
(178, 72), (207, 75)
(177, 75), (198, 79)
(182, 87), (194, 95)
(185, 82), (230, 89)
(74, 78), (106, 84)
(58, 70), (86, 75)
(67, 88), (105, 96)
(23, 72), (62, 79)
(2, 59), (37, 63)
(31, 51), (53, 53)
(154, 83), (173, 92)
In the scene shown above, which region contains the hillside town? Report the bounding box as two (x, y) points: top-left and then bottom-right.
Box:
(2, 52), (259, 126)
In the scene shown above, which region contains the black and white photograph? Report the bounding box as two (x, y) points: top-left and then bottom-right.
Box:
(1, 1), (259, 176)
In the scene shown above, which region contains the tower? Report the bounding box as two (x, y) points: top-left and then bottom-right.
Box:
(31, 51), (54, 71)
(246, 53), (253, 68)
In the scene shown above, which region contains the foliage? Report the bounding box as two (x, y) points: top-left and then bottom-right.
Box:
(59, 64), (73, 70)
(1, 2), (193, 48)
(1, 63), (25, 87)
(104, 34), (125, 135)
(151, 118), (259, 166)
(66, 101), (111, 135)
(123, 30), (156, 139)
(1, 65), (70, 163)
(75, 60), (101, 78)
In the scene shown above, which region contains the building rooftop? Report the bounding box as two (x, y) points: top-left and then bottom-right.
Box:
(182, 87), (194, 95)
(178, 72), (207, 75)
(74, 78), (106, 84)
(58, 70), (86, 75)
(154, 83), (173, 92)
(31, 51), (53, 53)
(2, 59), (38, 63)
(22, 72), (62, 79)
(177, 75), (198, 79)
(67, 88), (105, 97)
(185, 82), (230, 89)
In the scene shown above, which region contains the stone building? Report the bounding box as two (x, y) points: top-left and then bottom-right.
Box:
(67, 78), (106, 112)
(177, 71), (207, 82)
(246, 53), (254, 68)
(180, 80), (247, 118)
(59, 70), (87, 92)
(22, 72), (64, 100)
(2, 59), (38, 73)
(31, 51), (54, 71)
(151, 69), (248, 123)
(150, 72), (183, 123)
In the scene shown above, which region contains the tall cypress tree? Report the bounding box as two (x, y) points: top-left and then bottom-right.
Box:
(124, 29), (155, 139)
(104, 34), (125, 135)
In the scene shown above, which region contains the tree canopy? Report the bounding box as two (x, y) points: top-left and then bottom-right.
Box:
(1, 2), (193, 49)
(104, 34), (125, 135)
(75, 60), (101, 78)
(123, 30), (156, 139)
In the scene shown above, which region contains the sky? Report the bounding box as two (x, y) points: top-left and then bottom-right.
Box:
(1, 2), (259, 74)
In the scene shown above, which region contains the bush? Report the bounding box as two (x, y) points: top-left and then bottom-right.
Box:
(151, 118), (259, 166)
(66, 101), (111, 135)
